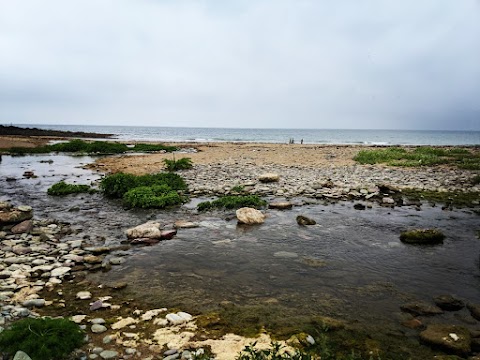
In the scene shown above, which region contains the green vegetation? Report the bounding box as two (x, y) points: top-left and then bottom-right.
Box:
(100, 172), (187, 198)
(163, 157), (193, 171)
(47, 181), (93, 196)
(2, 139), (178, 155)
(354, 146), (480, 169)
(238, 342), (313, 360)
(100, 172), (188, 209)
(123, 184), (183, 208)
(231, 185), (245, 193)
(401, 188), (480, 208)
(197, 195), (267, 211)
(0, 317), (85, 360)
(400, 229), (445, 244)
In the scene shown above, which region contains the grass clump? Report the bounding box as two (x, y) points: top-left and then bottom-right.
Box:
(47, 181), (93, 196)
(100, 172), (188, 198)
(354, 146), (480, 169)
(0, 317), (85, 360)
(238, 342), (313, 360)
(132, 143), (178, 152)
(400, 229), (445, 244)
(123, 184), (183, 209)
(197, 195), (267, 211)
(163, 157), (193, 171)
(402, 188), (480, 208)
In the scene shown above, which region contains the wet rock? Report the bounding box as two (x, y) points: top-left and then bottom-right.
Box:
(236, 207), (265, 225)
(420, 324), (471, 356)
(401, 318), (424, 329)
(259, 173), (280, 183)
(467, 303), (480, 321)
(174, 220), (199, 229)
(269, 201), (293, 210)
(353, 203), (366, 210)
(126, 221), (162, 240)
(91, 324), (108, 333)
(160, 229), (177, 240)
(296, 215), (316, 226)
(433, 295), (465, 311)
(400, 301), (444, 316)
(11, 220), (33, 234)
(85, 247), (111, 255)
(400, 229), (445, 245)
(130, 238), (160, 246)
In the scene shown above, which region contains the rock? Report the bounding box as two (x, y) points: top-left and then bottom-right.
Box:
(259, 173), (280, 183)
(13, 351), (32, 360)
(433, 295), (465, 311)
(22, 299), (45, 308)
(71, 315), (87, 323)
(160, 229), (177, 240)
(91, 318), (106, 324)
(174, 220), (199, 229)
(166, 313), (186, 325)
(76, 291), (92, 300)
(164, 354), (180, 360)
(0, 201), (12, 210)
(99, 350), (118, 359)
(23, 171), (35, 178)
(236, 207), (265, 225)
(106, 282), (128, 290)
(177, 311), (193, 322)
(296, 215), (316, 226)
(91, 324), (108, 333)
(111, 317), (136, 330)
(353, 203), (366, 210)
(50, 267), (71, 278)
(84, 256), (103, 264)
(400, 301), (443, 316)
(11, 220), (33, 234)
(467, 303), (480, 321)
(420, 324), (471, 356)
(126, 221), (162, 240)
(401, 318), (424, 329)
(85, 247), (111, 255)
(130, 238), (160, 246)
(274, 251), (298, 258)
(382, 197), (395, 205)
(90, 300), (104, 311)
(400, 229), (445, 245)
(0, 208), (33, 225)
(268, 201), (293, 210)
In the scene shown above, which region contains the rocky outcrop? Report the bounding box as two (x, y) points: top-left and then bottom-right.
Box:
(236, 207), (266, 225)
(420, 324), (471, 356)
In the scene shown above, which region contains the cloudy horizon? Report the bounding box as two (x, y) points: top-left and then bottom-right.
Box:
(1, 1), (479, 131)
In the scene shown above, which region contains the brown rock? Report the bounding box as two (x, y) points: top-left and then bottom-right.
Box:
(0, 209), (33, 225)
(11, 220), (33, 234)
(83, 255), (103, 264)
(269, 202), (293, 210)
(296, 215), (316, 226)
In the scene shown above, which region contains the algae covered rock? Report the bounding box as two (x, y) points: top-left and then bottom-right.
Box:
(420, 324), (471, 356)
(296, 215), (316, 226)
(400, 229), (445, 244)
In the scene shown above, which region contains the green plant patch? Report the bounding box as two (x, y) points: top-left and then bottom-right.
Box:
(123, 185), (183, 208)
(163, 157), (193, 171)
(47, 181), (93, 196)
(0, 317), (85, 360)
(100, 172), (188, 198)
(354, 146), (479, 169)
(401, 188), (480, 208)
(132, 143), (178, 152)
(197, 195), (267, 211)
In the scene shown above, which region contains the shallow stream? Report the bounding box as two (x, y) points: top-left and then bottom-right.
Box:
(1, 154), (480, 355)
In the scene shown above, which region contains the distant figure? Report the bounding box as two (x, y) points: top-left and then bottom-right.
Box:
(300, 139), (303, 144)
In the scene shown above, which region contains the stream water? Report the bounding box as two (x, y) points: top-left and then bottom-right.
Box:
(1, 154), (480, 356)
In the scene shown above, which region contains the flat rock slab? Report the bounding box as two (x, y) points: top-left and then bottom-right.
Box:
(420, 324), (471, 356)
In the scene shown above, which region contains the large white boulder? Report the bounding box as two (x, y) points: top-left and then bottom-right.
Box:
(126, 221), (162, 239)
(236, 207), (266, 225)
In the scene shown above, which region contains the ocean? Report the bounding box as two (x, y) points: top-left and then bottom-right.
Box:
(15, 124), (480, 145)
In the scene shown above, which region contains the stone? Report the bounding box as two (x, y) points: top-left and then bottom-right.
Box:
(166, 313), (186, 325)
(71, 315), (87, 323)
(130, 238), (160, 246)
(126, 221), (162, 240)
(420, 324), (471, 356)
(50, 267), (71, 277)
(0, 208), (33, 225)
(13, 351), (32, 360)
(177, 311), (193, 322)
(296, 215), (316, 226)
(236, 207), (265, 225)
(259, 173), (280, 183)
(109, 257), (124, 265)
(400, 229), (445, 245)
(91, 324), (108, 333)
(141, 308), (167, 321)
(90, 300), (104, 311)
(433, 295), (465, 311)
(174, 221), (199, 229)
(111, 317), (136, 330)
(99, 350), (118, 359)
(22, 299), (45, 308)
(164, 354), (180, 360)
(85, 247), (111, 255)
(382, 197), (395, 205)
(467, 303), (480, 321)
(400, 301), (443, 316)
(91, 318), (106, 324)
(160, 229), (177, 240)
(11, 220), (33, 234)
(268, 201), (293, 210)
(77, 291), (92, 300)
(84, 255), (103, 264)
(353, 203), (366, 210)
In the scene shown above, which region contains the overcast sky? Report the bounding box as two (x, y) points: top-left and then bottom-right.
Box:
(0, 1), (479, 130)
